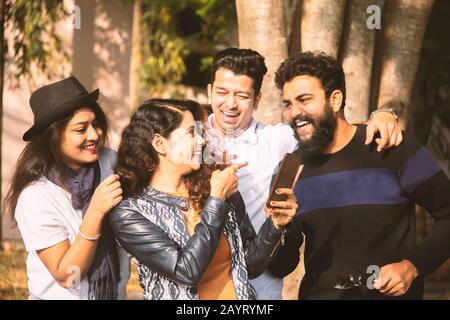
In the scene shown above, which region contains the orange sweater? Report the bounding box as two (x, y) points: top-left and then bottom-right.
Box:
(183, 204), (237, 300)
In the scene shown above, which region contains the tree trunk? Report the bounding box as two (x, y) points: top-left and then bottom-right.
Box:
(129, 0), (142, 112)
(0, 0), (5, 251)
(300, 0), (346, 58)
(286, 0), (302, 56)
(236, 0), (288, 125)
(377, 0), (434, 129)
(341, 0), (383, 123)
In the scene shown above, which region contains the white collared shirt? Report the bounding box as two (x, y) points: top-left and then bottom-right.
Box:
(206, 115), (297, 299)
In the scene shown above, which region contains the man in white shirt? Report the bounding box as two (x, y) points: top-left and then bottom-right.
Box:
(203, 47), (402, 300)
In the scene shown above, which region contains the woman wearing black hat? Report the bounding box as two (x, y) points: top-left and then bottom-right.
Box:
(3, 76), (122, 300)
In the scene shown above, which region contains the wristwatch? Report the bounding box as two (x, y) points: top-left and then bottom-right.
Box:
(370, 107), (398, 121)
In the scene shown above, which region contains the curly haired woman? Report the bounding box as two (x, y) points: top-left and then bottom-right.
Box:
(109, 99), (297, 300)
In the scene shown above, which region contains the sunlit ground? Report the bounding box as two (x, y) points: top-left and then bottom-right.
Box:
(0, 241), (143, 300)
(1, 241), (449, 300)
(0, 242), (28, 299)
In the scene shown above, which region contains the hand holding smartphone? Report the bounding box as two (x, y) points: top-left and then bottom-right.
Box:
(266, 153), (303, 209)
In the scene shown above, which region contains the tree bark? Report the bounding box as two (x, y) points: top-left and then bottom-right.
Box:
(236, 0), (288, 125)
(341, 0), (383, 123)
(129, 0), (142, 112)
(377, 0), (434, 129)
(0, 0), (5, 250)
(300, 0), (346, 58)
(286, 0), (302, 56)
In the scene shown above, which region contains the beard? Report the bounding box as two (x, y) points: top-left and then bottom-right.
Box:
(289, 104), (337, 161)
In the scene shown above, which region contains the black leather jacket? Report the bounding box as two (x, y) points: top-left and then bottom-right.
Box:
(108, 187), (285, 287)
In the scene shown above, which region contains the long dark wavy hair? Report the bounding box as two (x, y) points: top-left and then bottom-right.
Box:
(115, 99), (225, 211)
(3, 103), (109, 222)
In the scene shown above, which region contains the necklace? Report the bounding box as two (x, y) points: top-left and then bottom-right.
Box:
(184, 205), (201, 226)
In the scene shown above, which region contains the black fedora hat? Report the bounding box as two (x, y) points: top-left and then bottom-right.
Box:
(23, 76), (100, 141)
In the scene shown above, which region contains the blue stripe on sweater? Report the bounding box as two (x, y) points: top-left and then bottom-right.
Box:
(294, 168), (408, 215)
(398, 147), (441, 194)
(294, 147), (442, 216)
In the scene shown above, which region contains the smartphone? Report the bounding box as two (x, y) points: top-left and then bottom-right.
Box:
(266, 153), (303, 208)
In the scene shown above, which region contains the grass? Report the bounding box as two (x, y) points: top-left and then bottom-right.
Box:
(0, 242), (28, 300)
(0, 241), (145, 300)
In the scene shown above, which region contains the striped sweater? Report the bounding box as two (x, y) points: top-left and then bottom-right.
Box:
(269, 125), (450, 299)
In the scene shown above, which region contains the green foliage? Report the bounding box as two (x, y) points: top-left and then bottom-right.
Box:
(195, 0), (236, 42)
(141, 1), (189, 87)
(139, 0), (236, 90)
(5, 0), (69, 80)
(200, 55), (213, 72)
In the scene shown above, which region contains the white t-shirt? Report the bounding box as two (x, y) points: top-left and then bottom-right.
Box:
(207, 115), (297, 299)
(15, 148), (116, 300)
